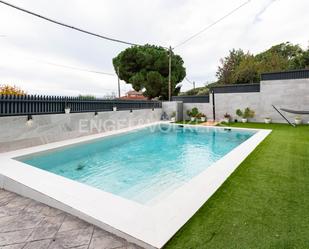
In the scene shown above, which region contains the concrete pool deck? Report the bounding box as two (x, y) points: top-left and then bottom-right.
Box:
(0, 189), (142, 249)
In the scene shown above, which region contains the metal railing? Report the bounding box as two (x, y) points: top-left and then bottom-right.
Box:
(0, 95), (162, 117)
(261, 69), (309, 81)
(172, 95), (210, 103)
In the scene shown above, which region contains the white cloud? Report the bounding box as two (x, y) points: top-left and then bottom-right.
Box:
(0, 0), (308, 94)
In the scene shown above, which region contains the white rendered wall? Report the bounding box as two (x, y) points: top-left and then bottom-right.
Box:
(170, 79), (309, 124)
(0, 109), (162, 152)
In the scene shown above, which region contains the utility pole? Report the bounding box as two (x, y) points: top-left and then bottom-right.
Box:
(168, 46), (172, 101)
(117, 66), (121, 98)
(193, 81), (195, 89)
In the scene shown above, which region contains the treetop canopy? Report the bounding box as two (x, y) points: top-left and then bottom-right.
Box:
(113, 44), (186, 100)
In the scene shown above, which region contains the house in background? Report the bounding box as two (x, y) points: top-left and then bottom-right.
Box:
(120, 90), (147, 100)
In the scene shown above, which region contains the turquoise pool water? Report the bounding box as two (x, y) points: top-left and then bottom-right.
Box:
(18, 124), (255, 204)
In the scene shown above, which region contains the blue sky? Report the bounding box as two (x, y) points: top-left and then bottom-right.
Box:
(0, 0), (308, 96)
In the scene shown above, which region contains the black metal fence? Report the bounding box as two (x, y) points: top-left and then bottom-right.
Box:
(0, 95), (162, 117)
(261, 69), (309, 81)
(211, 83), (260, 93)
(172, 95), (210, 103)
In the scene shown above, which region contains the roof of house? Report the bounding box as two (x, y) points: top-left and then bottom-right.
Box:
(120, 95), (147, 100)
(126, 90), (144, 95)
(120, 90), (147, 100)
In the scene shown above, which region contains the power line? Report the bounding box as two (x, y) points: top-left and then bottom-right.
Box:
(0, 0), (141, 46)
(38, 60), (115, 76)
(1, 52), (119, 91)
(0, 1), (138, 96)
(3, 51), (116, 76)
(185, 77), (195, 89)
(185, 77), (193, 84)
(174, 0), (251, 49)
(28, 59), (120, 92)
(28, 59), (127, 93)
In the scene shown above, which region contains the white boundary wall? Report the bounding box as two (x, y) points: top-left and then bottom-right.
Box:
(214, 79), (309, 123)
(214, 92), (261, 122)
(163, 79), (309, 124)
(183, 103), (213, 120)
(260, 79), (309, 123)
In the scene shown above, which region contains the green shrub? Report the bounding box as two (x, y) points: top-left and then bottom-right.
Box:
(187, 107), (199, 117)
(244, 107), (255, 118)
(236, 108), (255, 119)
(236, 109), (243, 117)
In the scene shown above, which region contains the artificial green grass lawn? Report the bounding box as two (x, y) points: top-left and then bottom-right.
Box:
(164, 123), (309, 249)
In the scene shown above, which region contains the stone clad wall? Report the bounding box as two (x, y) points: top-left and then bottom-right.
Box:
(0, 109), (162, 152)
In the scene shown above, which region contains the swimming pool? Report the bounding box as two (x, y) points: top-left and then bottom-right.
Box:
(1, 122), (271, 248)
(18, 124), (255, 204)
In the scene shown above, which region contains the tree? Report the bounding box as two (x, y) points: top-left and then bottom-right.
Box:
(300, 49), (309, 68)
(180, 87), (209, 96)
(113, 44), (186, 100)
(290, 48), (309, 69)
(215, 42), (309, 85)
(256, 42), (303, 61)
(0, 85), (26, 95)
(78, 94), (96, 100)
(255, 42), (301, 72)
(234, 54), (260, 83)
(257, 52), (289, 73)
(216, 49), (245, 84)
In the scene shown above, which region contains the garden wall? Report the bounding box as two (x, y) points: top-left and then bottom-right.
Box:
(214, 92), (261, 122)
(214, 79), (309, 123)
(183, 103), (213, 120)
(162, 102), (179, 120)
(259, 79), (309, 123)
(0, 109), (162, 152)
(166, 77), (309, 124)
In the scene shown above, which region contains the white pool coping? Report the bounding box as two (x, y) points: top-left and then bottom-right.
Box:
(0, 122), (271, 249)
